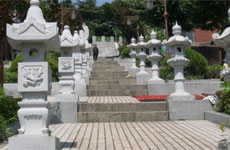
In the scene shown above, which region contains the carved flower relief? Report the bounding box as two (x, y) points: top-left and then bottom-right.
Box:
(61, 60), (72, 70)
(23, 67), (44, 88)
(73, 54), (81, 63)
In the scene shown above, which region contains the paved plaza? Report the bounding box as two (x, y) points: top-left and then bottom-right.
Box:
(0, 120), (226, 150)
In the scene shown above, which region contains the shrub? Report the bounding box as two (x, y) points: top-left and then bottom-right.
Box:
(118, 45), (130, 58)
(159, 57), (174, 80)
(184, 49), (209, 79)
(0, 87), (20, 142)
(0, 115), (7, 142)
(4, 51), (60, 83)
(206, 64), (223, 79)
(216, 90), (230, 115)
(118, 45), (127, 53)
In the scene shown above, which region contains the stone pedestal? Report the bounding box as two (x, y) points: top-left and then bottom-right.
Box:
(136, 53), (149, 84)
(167, 99), (213, 120)
(148, 58), (164, 83)
(167, 59), (195, 101)
(9, 135), (59, 150)
(50, 100), (78, 123)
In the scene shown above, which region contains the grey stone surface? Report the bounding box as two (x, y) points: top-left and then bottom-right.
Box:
(136, 72), (151, 85)
(78, 111), (169, 123)
(4, 79), (223, 98)
(168, 99), (213, 120)
(205, 111), (230, 125)
(75, 79), (87, 96)
(9, 135), (59, 150)
(218, 139), (230, 150)
(148, 79), (223, 95)
(78, 102), (167, 112)
(50, 100), (78, 123)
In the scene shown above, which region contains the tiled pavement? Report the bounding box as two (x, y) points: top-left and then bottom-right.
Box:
(0, 120), (226, 150)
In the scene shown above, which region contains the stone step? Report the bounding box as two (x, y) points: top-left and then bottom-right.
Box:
(87, 84), (147, 90)
(87, 90), (148, 96)
(89, 76), (136, 80)
(94, 61), (118, 65)
(91, 71), (128, 76)
(77, 111), (169, 122)
(93, 64), (121, 68)
(78, 102), (167, 112)
(92, 66), (125, 70)
(89, 79), (136, 84)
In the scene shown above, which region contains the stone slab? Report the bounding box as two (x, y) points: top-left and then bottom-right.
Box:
(74, 79), (86, 96)
(205, 111), (230, 125)
(168, 99), (213, 120)
(148, 79), (223, 95)
(50, 100), (78, 123)
(128, 67), (139, 76)
(136, 72), (151, 85)
(8, 135), (59, 150)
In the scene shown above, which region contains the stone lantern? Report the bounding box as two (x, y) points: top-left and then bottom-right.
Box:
(163, 22), (194, 101)
(52, 25), (79, 123)
(72, 30), (86, 96)
(146, 29), (164, 83)
(213, 8), (230, 82)
(79, 23), (91, 85)
(136, 35), (150, 84)
(7, 0), (59, 149)
(127, 37), (139, 76)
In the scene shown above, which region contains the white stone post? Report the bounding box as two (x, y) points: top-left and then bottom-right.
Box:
(92, 35), (96, 44)
(136, 35), (150, 84)
(163, 22), (194, 101)
(119, 36), (123, 45)
(81, 50), (89, 84)
(7, 0), (59, 149)
(127, 37), (139, 76)
(213, 9), (230, 82)
(110, 36), (114, 42)
(146, 30), (164, 83)
(102, 36), (105, 42)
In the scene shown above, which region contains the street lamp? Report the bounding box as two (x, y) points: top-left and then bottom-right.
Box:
(127, 15), (140, 42)
(60, 0), (77, 32)
(146, 0), (169, 57)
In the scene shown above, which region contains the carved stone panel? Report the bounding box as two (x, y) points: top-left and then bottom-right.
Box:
(58, 57), (74, 73)
(18, 62), (49, 92)
(73, 53), (82, 64)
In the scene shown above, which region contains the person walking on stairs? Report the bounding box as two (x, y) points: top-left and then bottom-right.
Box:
(93, 44), (99, 61)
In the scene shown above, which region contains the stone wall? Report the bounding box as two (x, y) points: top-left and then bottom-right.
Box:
(4, 79), (223, 98)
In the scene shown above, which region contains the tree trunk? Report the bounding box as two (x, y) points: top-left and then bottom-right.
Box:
(0, 37), (4, 88)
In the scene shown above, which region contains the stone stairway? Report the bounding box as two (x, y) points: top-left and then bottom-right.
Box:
(77, 96), (169, 122)
(87, 57), (148, 96)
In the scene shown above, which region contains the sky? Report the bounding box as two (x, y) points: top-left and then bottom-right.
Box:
(96, 0), (113, 6)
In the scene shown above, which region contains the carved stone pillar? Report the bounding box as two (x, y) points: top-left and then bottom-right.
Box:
(7, 0), (59, 149)
(127, 37), (139, 76)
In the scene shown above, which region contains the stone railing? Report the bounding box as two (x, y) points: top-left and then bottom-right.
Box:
(92, 35), (123, 45)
